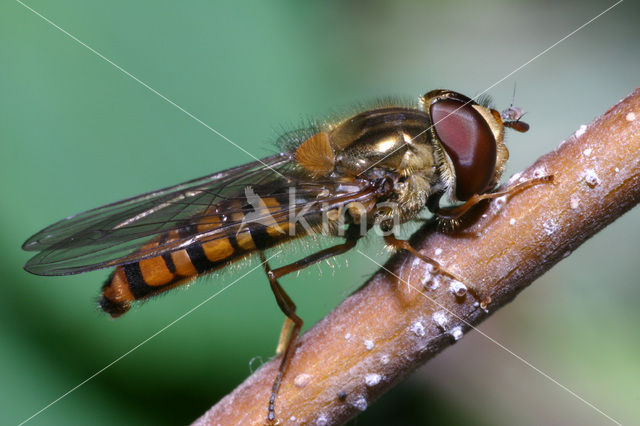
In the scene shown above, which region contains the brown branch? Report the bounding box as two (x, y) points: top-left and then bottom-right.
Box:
(194, 88), (640, 426)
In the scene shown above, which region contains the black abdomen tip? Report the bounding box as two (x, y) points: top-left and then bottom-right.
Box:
(99, 295), (130, 318)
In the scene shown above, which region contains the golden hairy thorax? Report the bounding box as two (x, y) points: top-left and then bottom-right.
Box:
(296, 102), (509, 188)
(294, 106), (437, 225)
(294, 101), (509, 226)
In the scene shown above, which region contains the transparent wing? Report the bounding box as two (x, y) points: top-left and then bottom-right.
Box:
(23, 152), (378, 276)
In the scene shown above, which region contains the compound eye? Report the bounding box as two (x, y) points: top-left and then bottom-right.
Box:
(430, 98), (497, 201)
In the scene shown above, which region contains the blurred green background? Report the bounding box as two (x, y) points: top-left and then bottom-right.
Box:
(2, 1), (638, 425)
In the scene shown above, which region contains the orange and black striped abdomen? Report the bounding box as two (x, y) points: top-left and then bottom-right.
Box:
(100, 196), (293, 317)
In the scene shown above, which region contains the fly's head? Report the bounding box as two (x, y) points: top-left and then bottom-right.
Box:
(420, 89), (530, 205)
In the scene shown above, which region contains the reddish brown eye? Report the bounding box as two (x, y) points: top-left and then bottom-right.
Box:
(430, 98), (497, 201)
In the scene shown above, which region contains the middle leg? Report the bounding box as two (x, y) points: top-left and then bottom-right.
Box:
(384, 233), (491, 308)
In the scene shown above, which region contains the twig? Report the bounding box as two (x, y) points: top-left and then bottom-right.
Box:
(194, 88), (640, 425)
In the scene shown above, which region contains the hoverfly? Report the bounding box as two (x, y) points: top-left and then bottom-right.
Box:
(23, 89), (547, 422)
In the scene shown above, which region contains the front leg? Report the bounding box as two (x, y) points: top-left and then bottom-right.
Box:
(435, 175), (554, 220)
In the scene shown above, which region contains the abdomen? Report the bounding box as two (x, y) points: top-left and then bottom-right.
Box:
(100, 204), (294, 317)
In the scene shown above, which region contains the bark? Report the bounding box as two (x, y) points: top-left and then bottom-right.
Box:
(194, 88), (640, 426)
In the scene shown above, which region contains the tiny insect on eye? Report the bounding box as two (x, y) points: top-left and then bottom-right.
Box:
(499, 106), (530, 133)
(429, 97), (497, 201)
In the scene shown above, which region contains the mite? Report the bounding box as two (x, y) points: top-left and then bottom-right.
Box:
(23, 89), (549, 422)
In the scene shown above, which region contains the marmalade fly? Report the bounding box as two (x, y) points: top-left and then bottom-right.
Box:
(23, 89), (549, 422)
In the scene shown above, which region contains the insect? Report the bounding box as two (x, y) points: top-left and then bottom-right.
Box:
(22, 89), (548, 422)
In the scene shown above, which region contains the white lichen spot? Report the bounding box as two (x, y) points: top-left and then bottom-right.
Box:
(380, 354), (390, 365)
(365, 373), (382, 387)
(344, 333), (351, 340)
(434, 248), (443, 256)
(430, 275), (441, 290)
(410, 321), (425, 337)
(449, 326), (464, 341)
(509, 218), (516, 226)
(481, 213), (488, 218)
(543, 219), (558, 236)
(614, 167), (620, 173)
(316, 414), (328, 426)
(626, 112), (636, 121)
(508, 172), (522, 183)
(575, 124), (587, 138)
(570, 195), (580, 210)
(433, 311), (449, 328)
(290, 416), (297, 422)
(352, 396), (368, 411)
(493, 195), (508, 211)
(420, 270), (433, 287)
(476, 232), (483, 238)
(449, 280), (467, 297)
(294, 373), (312, 388)
(583, 169), (601, 188)
(364, 339), (374, 350)
(583, 147), (593, 157)
(533, 167), (547, 179)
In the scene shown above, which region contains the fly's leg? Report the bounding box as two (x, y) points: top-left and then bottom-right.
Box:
(276, 317), (295, 356)
(261, 225), (362, 423)
(384, 233), (491, 309)
(384, 234), (461, 282)
(435, 175), (553, 220)
(261, 252), (303, 423)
